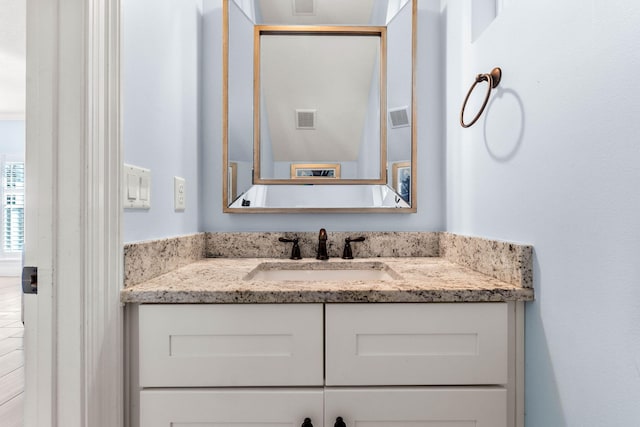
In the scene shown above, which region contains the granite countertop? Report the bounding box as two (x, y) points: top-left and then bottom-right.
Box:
(120, 257), (534, 304)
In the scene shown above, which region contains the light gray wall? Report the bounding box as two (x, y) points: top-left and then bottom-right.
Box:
(443, 0), (640, 425)
(122, 0), (202, 242)
(0, 120), (24, 156)
(202, 0), (444, 231)
(357, 52), (381, 179)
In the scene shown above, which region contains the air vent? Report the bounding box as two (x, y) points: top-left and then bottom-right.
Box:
(293, 0), (315, 15)
(389, 107), (410, 128)
(296, 109), (316, 129)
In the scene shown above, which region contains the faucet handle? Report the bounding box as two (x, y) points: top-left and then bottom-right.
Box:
(342, 236), (365, 259)
(279, 237), (302, 260)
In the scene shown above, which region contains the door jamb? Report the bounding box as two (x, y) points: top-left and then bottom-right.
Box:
(25, 0), (123, 425)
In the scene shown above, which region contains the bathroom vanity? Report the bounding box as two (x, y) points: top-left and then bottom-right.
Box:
(120, 0), (535, 423)
(134, 302), (515, 426)
(122, 238), (533, 427)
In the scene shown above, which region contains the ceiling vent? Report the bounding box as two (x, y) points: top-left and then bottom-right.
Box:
(296, 109), (317, 129)
(389, 106), (410, 128)
(293, 0), (315, 16)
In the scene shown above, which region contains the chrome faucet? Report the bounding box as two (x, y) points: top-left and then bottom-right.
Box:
(316, 228), (329, 260)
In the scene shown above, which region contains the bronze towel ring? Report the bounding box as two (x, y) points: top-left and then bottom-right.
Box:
(460, 67), (502, 128)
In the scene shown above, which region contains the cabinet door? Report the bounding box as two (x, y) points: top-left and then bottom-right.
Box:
(141, 388), (324, 427)
(326, 303), (508, 385)
(139, 304), (323, 387)
(324, 387), (507, 427)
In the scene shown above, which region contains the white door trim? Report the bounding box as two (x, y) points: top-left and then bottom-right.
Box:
(25, 0), (59, 423)
(25, 0), (123, 425)
(82, 0), (123, 425)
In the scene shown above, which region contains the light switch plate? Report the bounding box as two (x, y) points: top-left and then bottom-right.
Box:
(174, 176), (186, 211)
(123, 164), (151, 209)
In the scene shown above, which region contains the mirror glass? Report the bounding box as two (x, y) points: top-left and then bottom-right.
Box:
(257, 30), (383, 182)
(224, 0), (415, 212)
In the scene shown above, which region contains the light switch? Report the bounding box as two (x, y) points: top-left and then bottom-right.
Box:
(124, 164), (151, 209)
(139, 176), (150, 201)
(127, 174), (138, 200)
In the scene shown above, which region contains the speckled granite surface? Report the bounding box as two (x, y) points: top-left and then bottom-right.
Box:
(120, 257), (534, 304)
(123, 233), (206, 287)
(439, 233), (533, 288)
(206, 232), (440, 259)
(122, 232), (534, 303)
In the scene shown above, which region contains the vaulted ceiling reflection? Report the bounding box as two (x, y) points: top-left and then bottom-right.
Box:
(261, 34), (379, 164)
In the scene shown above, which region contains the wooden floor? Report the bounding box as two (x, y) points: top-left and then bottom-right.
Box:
(0, 276), (23, 427)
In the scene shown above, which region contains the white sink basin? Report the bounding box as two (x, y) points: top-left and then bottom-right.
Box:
(244, 262), (401, 282)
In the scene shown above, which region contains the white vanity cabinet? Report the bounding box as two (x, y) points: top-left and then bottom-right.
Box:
(131, 302), (523, 427)
(325, 303), (508, 386)
(140, 388), (325, 427)
(138, 304), (324, 387)
(324, 388), (507, 427)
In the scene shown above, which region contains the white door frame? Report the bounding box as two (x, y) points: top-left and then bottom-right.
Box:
(25, 0), (123, 426)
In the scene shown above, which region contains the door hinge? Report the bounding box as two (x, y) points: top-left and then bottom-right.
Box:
(22, 266), (38, 294)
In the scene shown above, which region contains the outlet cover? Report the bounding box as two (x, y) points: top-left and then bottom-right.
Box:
(174, 176), (186, 211)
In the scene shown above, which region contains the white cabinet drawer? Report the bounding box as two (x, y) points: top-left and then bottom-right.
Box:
(140, 388), (324, 427)
(139, 304), (323, 387)
(324, 387), (507, 427)
(325, 303), (508, 385)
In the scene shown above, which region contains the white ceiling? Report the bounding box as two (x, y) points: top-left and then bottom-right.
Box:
(0, 0), (26, 119)
(261, 34), (379, 162)
(253, 0), (383, 162)
(257, 0), (376, 25)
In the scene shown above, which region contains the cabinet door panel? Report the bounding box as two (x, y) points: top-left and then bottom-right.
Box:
(324, 388), (506, 427)
(141, 388), (324, 427)
(326, 303), (508, 385)
(139, 304), (323, 387)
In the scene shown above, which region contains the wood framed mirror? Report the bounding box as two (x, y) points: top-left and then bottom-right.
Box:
(223, 0), (416, 212)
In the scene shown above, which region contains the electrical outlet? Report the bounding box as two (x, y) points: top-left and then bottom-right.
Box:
(174, 176), (186, 211)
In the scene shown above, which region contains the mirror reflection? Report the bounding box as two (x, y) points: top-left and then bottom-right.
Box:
(256, 30), (384, 182)
(224, 0), (415, 212)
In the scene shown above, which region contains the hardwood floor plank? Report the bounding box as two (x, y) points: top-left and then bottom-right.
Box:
(0, 277), (20, 286)
(0, 312), (21, 321)
(0, 350), (23, 378)
(0, 337), (23, 357)
(0, 393), (23, 427)
(0, 328), (23, 340)
(0, 366), (23, 405)
(0, 318), (19, 328)
(0, 276), (24, 423)
(0, 298), (21, 309)
(3, 321), (22, 328)
(1, 311), (21, 318)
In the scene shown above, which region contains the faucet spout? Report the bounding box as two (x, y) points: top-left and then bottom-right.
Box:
(316, 228), (329, 260)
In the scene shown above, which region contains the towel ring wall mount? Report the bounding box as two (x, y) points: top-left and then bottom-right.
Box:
(460, 67), (502, 128)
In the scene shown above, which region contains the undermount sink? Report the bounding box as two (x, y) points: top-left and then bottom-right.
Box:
(244, 261), (401, 282)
